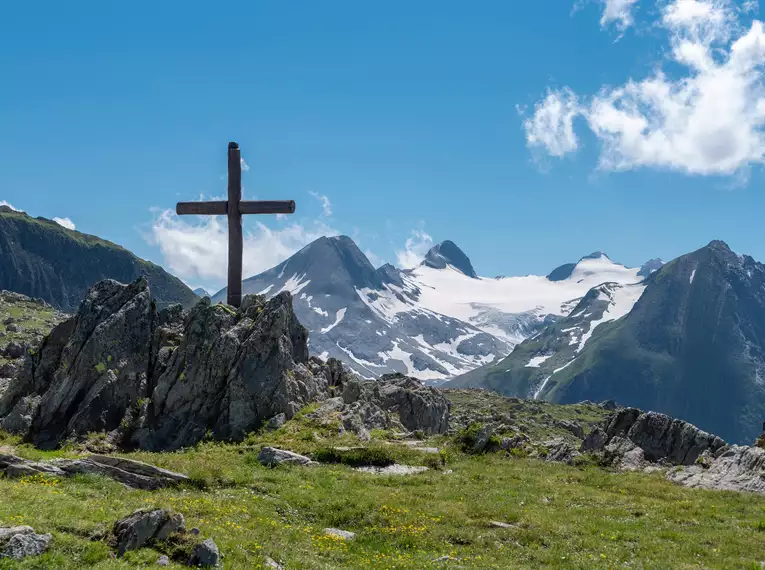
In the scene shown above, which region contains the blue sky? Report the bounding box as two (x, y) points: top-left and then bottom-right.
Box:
(2, 0), (764, 292)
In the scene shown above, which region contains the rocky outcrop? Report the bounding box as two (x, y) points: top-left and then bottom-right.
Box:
(667, 445), (765, 494)
(0, 278), (338, 451)
(602, 408), (726, 465)
(0, 526), (52, 560)
(309, 373), (451, 440)
(0, 453), (189, 490)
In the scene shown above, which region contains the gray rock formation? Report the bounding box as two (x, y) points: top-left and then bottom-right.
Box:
(190, 538), (220, 567)
(603, 408), (726, 465)
(0, 527), (52, 560)
(258, 447), (314, 467)
(112, 509), (185, 557)
(0, 278), (335, 451)
(0, 453), (188, 490)
(309, 373), (451, 439)
(667, 445), (765, 494)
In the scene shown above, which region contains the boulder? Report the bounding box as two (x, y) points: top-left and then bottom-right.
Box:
(112, 509), (185, 556)
(541, 438), (580, 465)
(471, 425), (493, 453)
(2, 342), (25, 359)
(500, 432), (530, 451)
(378, 373), (450, 435)
(258, 447), (314, 467)
(580, 427), (608, 452)
(324, 528), (356, 540)
(603, 437), (646, 471)
(0, 527), (52, 560)
(0, 361), (19, 378)
(265, 413), (287, 431)
(189, 538), (220, 567)
(555, 419), (584, 438)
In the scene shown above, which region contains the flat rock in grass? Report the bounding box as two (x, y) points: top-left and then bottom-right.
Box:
(0, 527), (52, 560)
(0, 454), (190, 490)
(324, 528), (356, 540)
(258, 446), (314, 466)
(265, 556), (284, 569)
(488, 521), (515, 529)
(112, 509), (185, 557)
(189, 538), (220, 567)
(355, 464), (429, 475)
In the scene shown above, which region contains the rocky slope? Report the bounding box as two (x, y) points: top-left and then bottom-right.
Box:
(0, 278), (449, 451)
(454, 240), (765, 445)
(0, 206), (197, 312)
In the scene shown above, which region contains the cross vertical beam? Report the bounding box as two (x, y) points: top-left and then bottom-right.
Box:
(175, 142), (296, 308)
(227, 142), (243, 307)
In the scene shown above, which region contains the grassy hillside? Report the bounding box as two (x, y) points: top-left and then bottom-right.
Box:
(0, 208), (197, 312)
(1, 392), (764, 569)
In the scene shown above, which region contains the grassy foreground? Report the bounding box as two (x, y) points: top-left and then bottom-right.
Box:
(1, 399), (765, 569)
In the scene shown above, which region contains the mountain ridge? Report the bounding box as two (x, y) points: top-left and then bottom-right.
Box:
(0, 207), (198, 312)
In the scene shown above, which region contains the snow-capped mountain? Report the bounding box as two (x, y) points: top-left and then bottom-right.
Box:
(448, 240), (765, 445)
(383, 250), (645, 346)
(446, 279), (647, 394)
(211, 237), (648, 383)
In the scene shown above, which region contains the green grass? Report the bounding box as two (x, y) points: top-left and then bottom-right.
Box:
(1, 398), (765, 569)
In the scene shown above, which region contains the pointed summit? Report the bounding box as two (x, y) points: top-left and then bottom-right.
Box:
(638, 258), (665, 278)
(422, 240), (478, 278)
(580, 251), (610, 261)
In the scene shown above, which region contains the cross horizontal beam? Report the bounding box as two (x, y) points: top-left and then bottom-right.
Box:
(176, 200), (296, 216)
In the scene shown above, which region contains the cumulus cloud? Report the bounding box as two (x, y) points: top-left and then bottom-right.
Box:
(53, 217), (76, 230)
(309, 191), (333, 217)
(0, 200), (20, 211)
(600, 0), (639, 31)
(522, 89), (581, 158)
(147, 209), (339, 289)
(525, 0), (765, 176)
(395, 229), (434, 269)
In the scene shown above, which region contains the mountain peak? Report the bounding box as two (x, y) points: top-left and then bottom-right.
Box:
(422, 240), (478, 278)
(580, 251), (610, 261)
(638, 258), (665, 278)
(707, 240), (732, 252)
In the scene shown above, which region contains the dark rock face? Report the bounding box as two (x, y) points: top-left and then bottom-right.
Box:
(422, 240), (478, 278)
(0, 278), (331, 451)
(603, 408), (726, 465)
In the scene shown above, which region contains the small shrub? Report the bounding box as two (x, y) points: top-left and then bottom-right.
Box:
(509, 447), (529, 459)
(455, 422), (484, 452)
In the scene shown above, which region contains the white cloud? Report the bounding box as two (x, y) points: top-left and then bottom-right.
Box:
(395, 229), (434, 269)
(53, 217), (76, 230)
(525, 0), (765, 176)
(309, 191), (333, 217)
(241, 157), (250, 172)
(600, 0), (639, 31)
(0, 200), (20, 211)
(521, 89), (581, 158)
(147, 209), (339, 290)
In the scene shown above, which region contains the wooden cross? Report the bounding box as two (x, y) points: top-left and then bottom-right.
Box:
(176, 142), (295, 307)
